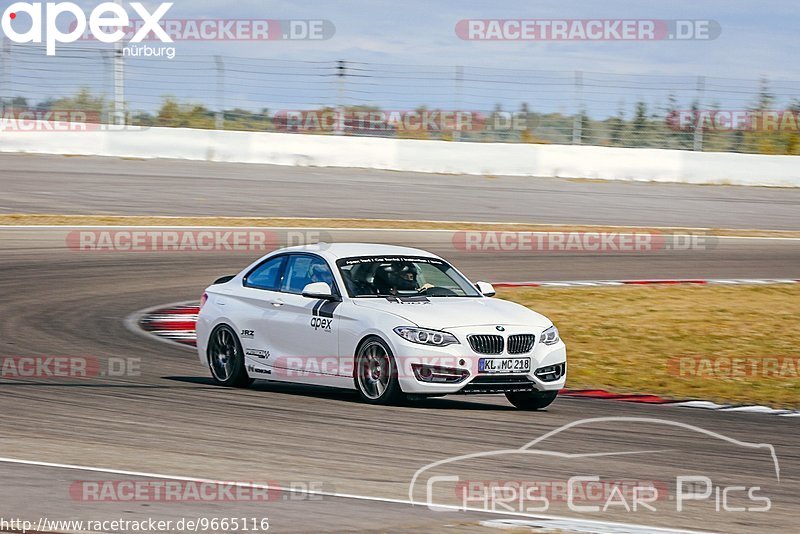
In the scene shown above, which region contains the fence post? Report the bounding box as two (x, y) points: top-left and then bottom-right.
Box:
(572, 70), (583, 144)
(113, 34), (125, 124)
(214, 55), (225, 130)
(0, 38), (6, 115)
(335, 60), (346, 135)
(454, 65), (463, 141)
(693, 75), (706, 151)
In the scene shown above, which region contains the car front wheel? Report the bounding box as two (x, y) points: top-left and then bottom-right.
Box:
(354, 336), (405, 405)
(505, 390), (558, 410)
(207, 324), (253, 388)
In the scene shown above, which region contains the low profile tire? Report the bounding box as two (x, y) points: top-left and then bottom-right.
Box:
(354, 336), (406, 405)
(207, 324), (253, 388)
(505, 390), (558, 410)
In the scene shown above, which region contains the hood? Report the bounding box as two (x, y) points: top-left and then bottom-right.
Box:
(352, 296), (552, 330)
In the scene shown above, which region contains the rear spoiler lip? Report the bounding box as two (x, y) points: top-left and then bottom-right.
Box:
(213, 275), (236, 285)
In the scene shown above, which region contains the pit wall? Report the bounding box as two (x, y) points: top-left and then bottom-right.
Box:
(1, 123), (797, 186)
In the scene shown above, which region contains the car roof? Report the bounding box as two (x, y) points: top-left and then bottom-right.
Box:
(275, 243), (442, 261)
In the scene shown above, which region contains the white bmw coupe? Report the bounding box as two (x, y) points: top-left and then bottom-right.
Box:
(196, 243), (566, 409)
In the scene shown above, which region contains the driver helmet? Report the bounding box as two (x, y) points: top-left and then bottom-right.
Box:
(386, 261), (419, 291)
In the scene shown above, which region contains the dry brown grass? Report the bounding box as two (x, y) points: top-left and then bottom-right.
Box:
(1, 214), (798, 238)
(498, 285), (800, 408)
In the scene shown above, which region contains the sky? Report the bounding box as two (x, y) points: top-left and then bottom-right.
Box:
(134, 0), (798, 80)
(2, 0), (798, 118)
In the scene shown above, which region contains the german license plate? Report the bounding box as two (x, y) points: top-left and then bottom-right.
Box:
(479, 357), (531, 373)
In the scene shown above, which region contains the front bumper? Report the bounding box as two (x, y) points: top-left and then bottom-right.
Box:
(391, 325), (567, 395)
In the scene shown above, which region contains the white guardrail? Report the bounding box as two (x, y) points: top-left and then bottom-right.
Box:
(1, 122), (799, 186)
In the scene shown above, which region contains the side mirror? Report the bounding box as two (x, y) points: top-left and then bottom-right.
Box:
(476, 281), (496, 297)
(302, 282), (338, 300)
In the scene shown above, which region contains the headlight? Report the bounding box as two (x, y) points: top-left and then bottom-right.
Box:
(540, 325), (560, 345)
(393, 327), (459, 347)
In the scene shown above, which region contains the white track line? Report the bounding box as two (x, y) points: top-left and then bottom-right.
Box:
(0, 215), (793, 232)
(495, 279), (800, 287)
(480, 518), (708, 534)
(672, 401), (800, 416)
(0, 457), (710, 534)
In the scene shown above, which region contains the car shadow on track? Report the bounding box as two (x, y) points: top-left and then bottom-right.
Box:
(164, 376), (521, 411)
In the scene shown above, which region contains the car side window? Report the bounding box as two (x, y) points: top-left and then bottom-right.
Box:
(281, 255), (336, 295)
(244, 256), (286, 290)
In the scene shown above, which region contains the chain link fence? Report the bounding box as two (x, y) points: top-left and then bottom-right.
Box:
(2, 41), (799, 154)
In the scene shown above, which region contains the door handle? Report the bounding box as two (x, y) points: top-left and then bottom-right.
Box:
(270, 299), (284, 307)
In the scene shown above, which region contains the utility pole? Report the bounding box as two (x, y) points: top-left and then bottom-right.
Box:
(113, 0), (125, 126)
(114, 47), (124, 125)
(214, 56), (225, 130)
(335, 60), (345, 135)
(454, 65), (463, 141)
(693, 76), (706, 151)
(572, 70), (584, 144)
(0, 38), (7, 115)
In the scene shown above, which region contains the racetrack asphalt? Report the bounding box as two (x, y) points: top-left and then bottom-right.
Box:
(1, 155), (799, 533)
(1, 237), (798, 533)
(0, 153), (799, 230)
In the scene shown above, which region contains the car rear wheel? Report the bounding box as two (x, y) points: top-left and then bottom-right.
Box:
(208, 324), (253, 388)
(505, 390), (558, 410)
(354, 336), (405, 405)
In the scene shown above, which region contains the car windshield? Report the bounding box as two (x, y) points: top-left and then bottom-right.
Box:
(336, 256), (481, 298)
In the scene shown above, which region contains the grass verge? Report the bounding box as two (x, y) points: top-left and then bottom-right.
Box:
(0, 214), (798, 238)
(498, 285), (800, 408)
